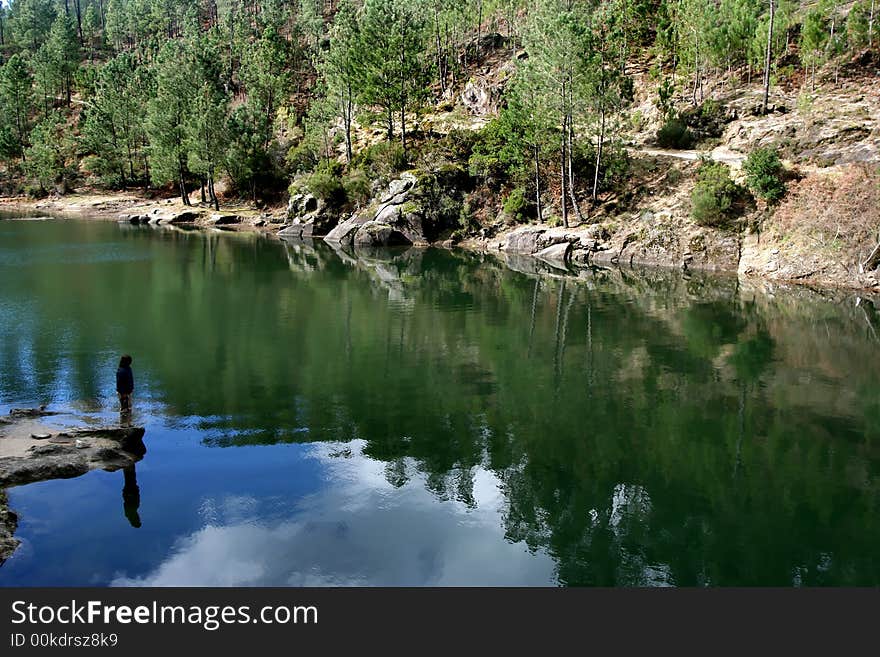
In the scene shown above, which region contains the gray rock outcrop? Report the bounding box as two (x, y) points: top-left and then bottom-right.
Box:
(324, 168), (468, 249)
(283, 193), (343, 238)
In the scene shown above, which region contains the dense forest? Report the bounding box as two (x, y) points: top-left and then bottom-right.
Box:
(0, 0), (876, 220)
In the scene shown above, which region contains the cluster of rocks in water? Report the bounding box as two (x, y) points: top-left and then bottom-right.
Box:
(118, 208), (268, 228)
(0, 408), (147, 565)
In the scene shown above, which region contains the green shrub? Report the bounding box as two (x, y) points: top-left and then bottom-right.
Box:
(502, 187), (532, 224)
(630, 110), (645, 132)
(742, 148), (786, 202)
(690, 161), (748, 227)
(680, 100), (729, 141)
(699, 99), (723, 122)
(343, 168), (372, 206)
(353, 141), (408, 178)
(439, 129), (478, 163)
(468, 112), (527, 185)
(286, 140), (319, 174)
(305, 162), (346, 207)
(656, 117), (693, 149)
(457, 200), (479, 235)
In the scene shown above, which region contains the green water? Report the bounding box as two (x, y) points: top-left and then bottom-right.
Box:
(1, 217), (879, 586)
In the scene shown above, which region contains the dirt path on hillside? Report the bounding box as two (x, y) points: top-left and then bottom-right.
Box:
(631, 146), (747, 166)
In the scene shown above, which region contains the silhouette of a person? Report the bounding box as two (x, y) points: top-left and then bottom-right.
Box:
(116, 354), (134, 414)
(122, 465), (142, 528)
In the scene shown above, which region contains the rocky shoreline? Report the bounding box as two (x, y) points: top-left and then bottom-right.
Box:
(2, 178), (879, 294)
(0, 408), (146, 565)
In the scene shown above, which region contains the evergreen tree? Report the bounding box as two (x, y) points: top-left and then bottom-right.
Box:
(24, 109), (77, 193)
(146, 40), (193, 203)
(801, 7), (828, 90)
(11, 0), (57, 50)
(520, 0), (591, 225)
(321, 0), (360, 163)
(42, 12), (80, 105)
(186, 30), (229, 210)
(81, 51), (151, 186)
(357, 0), (430, 159)
(0, 54), (35, 165)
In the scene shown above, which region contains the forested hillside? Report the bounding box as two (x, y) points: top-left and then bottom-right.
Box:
(0, 0), (878, 278)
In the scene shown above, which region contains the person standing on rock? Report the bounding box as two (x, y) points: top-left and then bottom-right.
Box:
(116, 354), (134, 412)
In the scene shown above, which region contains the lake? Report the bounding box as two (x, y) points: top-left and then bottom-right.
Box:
(1, 217), (878, 586)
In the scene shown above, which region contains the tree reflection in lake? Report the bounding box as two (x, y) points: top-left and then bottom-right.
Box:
(1, 219), (878, 585)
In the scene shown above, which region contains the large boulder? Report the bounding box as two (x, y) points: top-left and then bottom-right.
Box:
(156, 210), (202, 225)
(380, 173), (417, 202)
(278, 223), (314, 240)
(285, 193), (342, 237)
(206, 214), (241, 226)
(502, 227), (546, 253)
(287, 193), (320, 218)
(534, 242), (572, 267)
(324, 212), (370, 247)
(353, 221), (412, 247)
(324, 167), (468, 249)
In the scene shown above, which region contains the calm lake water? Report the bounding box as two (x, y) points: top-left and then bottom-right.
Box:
(1, 217), (879, 586)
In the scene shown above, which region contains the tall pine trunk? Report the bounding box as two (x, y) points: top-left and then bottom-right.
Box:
(592, 107), (606, 204)
(75, 0), (83, 45)
(179, 175), (189, 206)
(209, 165), (219, 211)
(560, 110), (568, 228)
(870, 0), (875, 46)
(566, 74), (584, 223)
(534, 144), (542, 222)
(762, 0), (775, 114)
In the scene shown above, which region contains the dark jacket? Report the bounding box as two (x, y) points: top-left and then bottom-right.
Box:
(116, 366), (134, 394)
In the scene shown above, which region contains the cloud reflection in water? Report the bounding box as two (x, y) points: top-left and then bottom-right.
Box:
(112, 440), (557, 586)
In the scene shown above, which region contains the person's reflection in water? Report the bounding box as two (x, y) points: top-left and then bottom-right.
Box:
(120, 406), (132, 428)
(122, 465), (142, 528)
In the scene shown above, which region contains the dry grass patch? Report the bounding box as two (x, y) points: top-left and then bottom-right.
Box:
(771, 164), (880, 272)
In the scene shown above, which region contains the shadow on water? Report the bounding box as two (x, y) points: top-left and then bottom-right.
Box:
(1, 219), (879, 585)
(122, 465), (141, 529)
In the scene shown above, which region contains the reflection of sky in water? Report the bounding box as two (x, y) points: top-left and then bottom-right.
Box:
(3, 430), (556, 586)
(112, 440), (556, 586)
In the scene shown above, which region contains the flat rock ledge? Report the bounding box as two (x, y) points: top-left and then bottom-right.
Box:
(0, 409), (146, 565)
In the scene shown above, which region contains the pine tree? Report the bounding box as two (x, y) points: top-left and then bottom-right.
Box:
(24, 110), (77, 193)
(43, 12), (80, 105)
(186, 30), (229, 210)
(11, 0), (57, 50)
(81, 52), (151, 186)
(520, 0), (591, 225)
(0, 54), (35, 165)
(146, 40), (194, 204)
(357, 0), (430, 159)
(322, 0), (361, 163)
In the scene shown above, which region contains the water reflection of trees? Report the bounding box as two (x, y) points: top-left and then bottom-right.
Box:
(2, 222), (879, 585)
